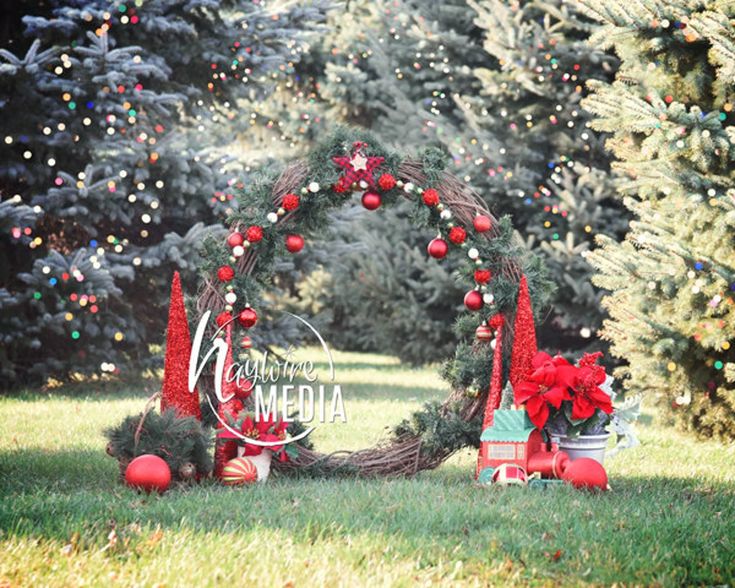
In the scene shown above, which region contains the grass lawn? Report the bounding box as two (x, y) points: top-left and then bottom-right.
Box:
(1, 348), (734, 587)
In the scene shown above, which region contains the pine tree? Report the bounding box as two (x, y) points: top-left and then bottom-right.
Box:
(0, 1), (328, 386)
(580, 0), (735, 440)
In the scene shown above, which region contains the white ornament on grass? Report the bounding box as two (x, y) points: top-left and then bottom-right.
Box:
(267, 212), (278, 223)
(308, 182), (320, 193)
(237, 446), (273, 482)
(468, 247), (479, 260)
(225, 292), (237, 305)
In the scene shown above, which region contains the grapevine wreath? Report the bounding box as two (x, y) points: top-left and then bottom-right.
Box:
(195, 128), (551, 477)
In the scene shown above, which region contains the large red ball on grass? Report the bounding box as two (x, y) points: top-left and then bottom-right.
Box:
(464, 290), (484, 311)
(562, 457), (608, 491)
(427, 238), (448, 259)
(125, 454), (171, 494)
(361, 191), (382, 210)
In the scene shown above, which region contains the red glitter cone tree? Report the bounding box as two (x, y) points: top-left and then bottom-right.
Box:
(509, 275), (538, 389)
(160, 272), (201, 420)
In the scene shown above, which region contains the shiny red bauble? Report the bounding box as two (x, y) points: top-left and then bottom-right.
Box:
(361, 191), (382, 210)
(227, 232), (244, 248)
(285, 234), (305, 253)
(562, 458), (608, 491)
(238, 307), (258, 328)
(125, 454), (171, 494)
(464, 290), (484, 311)
(427, 238), (449, 259)
(473, 215), (492, 232)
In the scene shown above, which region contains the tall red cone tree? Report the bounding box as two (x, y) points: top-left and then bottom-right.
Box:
(509, 275), (537, 389)
(160, 271), (201, 420)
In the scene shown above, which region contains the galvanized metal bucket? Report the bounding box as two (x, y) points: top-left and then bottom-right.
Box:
(556, 432), (611, 464)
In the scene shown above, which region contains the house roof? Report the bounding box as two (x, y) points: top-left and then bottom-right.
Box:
(480, 409), (537, 442)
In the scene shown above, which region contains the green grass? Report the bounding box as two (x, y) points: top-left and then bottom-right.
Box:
(1, 349), (734, 587)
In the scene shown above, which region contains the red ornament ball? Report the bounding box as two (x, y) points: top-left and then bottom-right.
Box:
(227, 232), (244, 248)
(238, 307), (258, 328)
(473, 215), (492, 233)
(285, 234), (305, 253)
(476, 323), (493, 341)
(125, 454), (171, 493)
(448, 226), (466, 245)
(361, 190), (382, 210)
(216, 311), (233, 327)
(282, 193), (300, 211)
(427, 238), (449, 259)
(217, 265), (235, 282)
(221, 457), (258, 485)
(246, 225), (263, 243)
(562, 458), (608, 491)
(377, 173), (396, 191)
(240, 335), (253, 349)
(464, 290), (484, 311)
(474, 269), (492, 284)
(422, 188), (440, 206)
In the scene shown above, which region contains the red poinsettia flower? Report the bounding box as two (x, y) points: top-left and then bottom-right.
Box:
(570, 364), (613, 420)
(261, 419), (288, 461)
(238, 415), (264, 456)
(514, 352), (575, 429)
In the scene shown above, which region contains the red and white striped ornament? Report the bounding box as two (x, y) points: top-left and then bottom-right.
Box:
(221, 457), (258, 485)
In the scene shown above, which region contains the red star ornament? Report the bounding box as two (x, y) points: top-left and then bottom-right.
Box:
(332, 142), (385, 191)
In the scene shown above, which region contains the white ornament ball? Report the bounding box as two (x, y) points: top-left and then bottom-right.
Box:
(359, 180), (368, 189)
(440, 209), (452, 220)
(483, 293), (495, 305)
(468, 247), (479, 260)
(267, 212), (278, 223)
(232, 245), (245, 258)
(404, 182), (415, 193)
(225, 292), (237, 305)
(308, 182), (320, 193)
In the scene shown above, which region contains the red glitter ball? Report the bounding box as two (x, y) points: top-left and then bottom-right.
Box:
(474, 269), (492, 284)
(422, 188), (440, 206)
(216, 311), (233, 327)
(449, 226), (466, 244)
(377, 173), (396, 191)
(246, 226), (263, 243)
(282, 193), (300, 211)
(217, 265), (235, 282)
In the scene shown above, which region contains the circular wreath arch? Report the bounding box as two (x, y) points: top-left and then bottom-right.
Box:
(196, 128), (548, 477)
